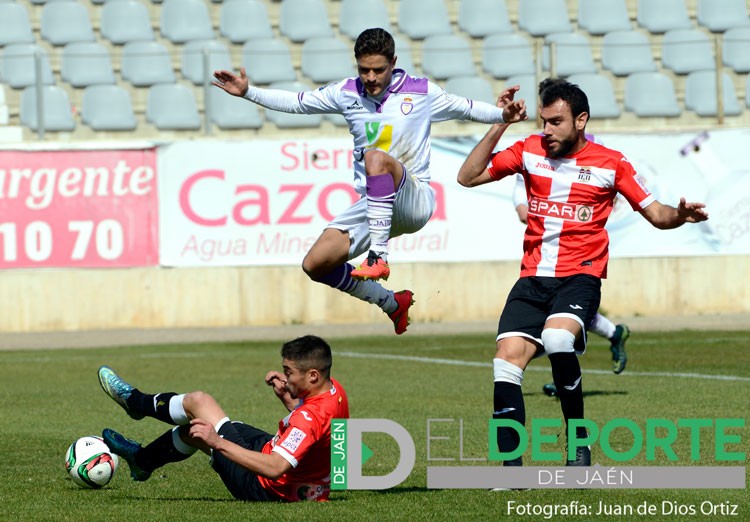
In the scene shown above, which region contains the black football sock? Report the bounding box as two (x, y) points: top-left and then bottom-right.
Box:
(127, 391), (179, 425)
(548, 352), (587, 439)
(493, 381), (526, 466)
(135, 428), (194, 472)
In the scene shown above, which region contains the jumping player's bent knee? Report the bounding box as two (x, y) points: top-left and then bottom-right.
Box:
(541, 328), (576, 355)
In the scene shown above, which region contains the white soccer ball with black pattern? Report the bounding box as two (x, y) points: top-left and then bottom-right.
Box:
(65, 436), (119, 488)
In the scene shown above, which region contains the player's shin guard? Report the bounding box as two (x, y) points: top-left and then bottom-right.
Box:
(313, 263), (395, 311)
(548, 352), (586, 439)
(493, 359), (525, 466)
(136, 426), (197, 473)
(365, 174), (396, 259)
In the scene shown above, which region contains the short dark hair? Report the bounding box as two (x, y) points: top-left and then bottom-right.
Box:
(281, 335), (333, 378)
(538, 77), (590, 118)
(354, 28), (395, 61)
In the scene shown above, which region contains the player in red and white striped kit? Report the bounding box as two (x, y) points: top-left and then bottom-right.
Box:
(458, 78), (708, 467)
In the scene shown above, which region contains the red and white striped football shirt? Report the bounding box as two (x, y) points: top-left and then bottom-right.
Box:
(488, 135), (654, 278)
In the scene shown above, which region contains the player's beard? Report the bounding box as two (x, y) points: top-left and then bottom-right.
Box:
(546, 134), (577, 158)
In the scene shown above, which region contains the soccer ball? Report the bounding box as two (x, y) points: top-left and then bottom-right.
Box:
(65, 436), (119, 489)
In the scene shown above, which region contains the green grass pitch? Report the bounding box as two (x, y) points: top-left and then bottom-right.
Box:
(1, 329), (748, 521)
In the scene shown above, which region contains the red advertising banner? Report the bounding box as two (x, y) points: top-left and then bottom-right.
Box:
(0, 149), (158, 268)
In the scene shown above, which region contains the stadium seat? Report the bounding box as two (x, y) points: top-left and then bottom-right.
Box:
(181, 39), (234, 85)
(325, 113), (349, 127)
(696, 0), (750, 32)
(1, 43), (56, 89)
(684, 70), (742, 116)
(600, 30), (657, 76)
(636, 0), (692, 33)
(394, 37), (415, 73)
(505, 73), (537, 119)
(624, 72), (681, 117)
(300, 37), (355, 84)
(567, 72), (621, 119)
(61, 42), (116, 87)
(747, 77), (750, 108)
(264, 81), (323, 128)
(398, 0), (452, 40)
(100, 0), (154, 44)
(160, 0), (214, 44)
(577, 0), (631, 35)
(518, 0), (572, 36)
(481, 33), (535, 78)
(81, 84), (137, 131)
(542, 32), (597, 76)
(339, 0), (391, 40)
(722, 27), (750, 73)
(206, 86), (263, 129)
(421, 34), (477, 81)
(40, 1), (95, 45)
(20, 85), (76, 131)
(146, 83), (202, 130)
(444, 75), (495, 105)
(0, 3), (35, 46)
(219, 0), (274, 43)
(661, 29), (715, 74)
(279, 0), (333, 43)
(458, 0), (513, 38)
(121, 40), (176, 87)
(241, 38), (297, 85)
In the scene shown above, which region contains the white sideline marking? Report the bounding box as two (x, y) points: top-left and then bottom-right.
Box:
(335, 351), (750, 383)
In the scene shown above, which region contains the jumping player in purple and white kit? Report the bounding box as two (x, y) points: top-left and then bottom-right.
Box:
(213, 28), (527, 334)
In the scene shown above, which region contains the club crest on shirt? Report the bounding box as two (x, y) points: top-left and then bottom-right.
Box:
(578, 167), (592, 182)
(401, 97), (413, 115)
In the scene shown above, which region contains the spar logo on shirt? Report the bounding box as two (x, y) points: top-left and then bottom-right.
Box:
(529, 197), (594, 222)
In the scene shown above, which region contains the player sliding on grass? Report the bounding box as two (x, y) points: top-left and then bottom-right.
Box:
(98, 335), (349, 502)
(213, 28), (525, 334)
(458, 78), (708, 466)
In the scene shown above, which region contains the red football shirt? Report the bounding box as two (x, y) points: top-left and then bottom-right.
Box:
(488, 135), (654, 278)
(258, 378), (349, 502)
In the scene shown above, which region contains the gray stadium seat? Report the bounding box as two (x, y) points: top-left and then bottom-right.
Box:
(146, 83), (202, 130)
(505, 73), (537, 119)
(207, 86), (263, 129)
(279, 0), (333, 43)
(481, 33), (535, 78)
(219, 0), (273, 43)
(265, 81), (323, 128)
(61, 42), (116, 87)
(624, 72), (681, 117)
(339, 0), (391, 41)
(1, 43), (55, 89)
(160, 0), (214, 44)
(722, 27), (750, 73)
(458, 0), (513, 38)
(181, 39), (234, 85)
(637, 0), (692, 33)
(421, 34), (477, 80)
(684, 70), (742, 116)
(301, 37), (355, 84)
(394, 37), (415, 73)
(20, 85), (76, 131)
(697, 0), (750, 32)
(444, 75), (495, 105)
(518, 0), (572, 36)
(100, 0), (154, 44)
(0, 3), (34, 46)
(241, 38), (297, 85)
(577, 0), (631, 35)
(567, 72), (621, 119)
(81, 84), (137, 130)
(398, 0), (452, 40)
(661, 29), (715, 74)
(601, 30), (657, 76)
(747, 77), (750, 108)
(121, 41), (176, 86)
(543, 32), (597, 76)
(40, 1), (95, 45)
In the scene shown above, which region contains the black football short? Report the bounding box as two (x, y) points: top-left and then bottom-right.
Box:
(497, 274), (601, 355)
(210, 421), (283, 502)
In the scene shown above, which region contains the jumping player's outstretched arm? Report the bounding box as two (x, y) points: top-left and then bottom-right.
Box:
(640, 198), (709, 229)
